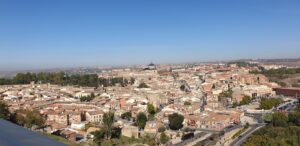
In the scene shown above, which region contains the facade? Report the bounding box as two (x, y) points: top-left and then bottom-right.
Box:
(273, 87), (300, 97)
(86, 110), (104, 124)
(144, 121), (161, 135)
(121, 125), (139, 138)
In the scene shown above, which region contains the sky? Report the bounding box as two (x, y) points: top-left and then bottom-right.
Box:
(0, 0), (300, 71)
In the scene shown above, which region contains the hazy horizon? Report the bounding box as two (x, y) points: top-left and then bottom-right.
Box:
(1, 0), (300, 71)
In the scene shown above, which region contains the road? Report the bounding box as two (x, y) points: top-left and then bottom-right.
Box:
(173, 126), (235, 146)
(186, 133), (212, 146)
(229, 124), (265, 146)
(173, 132), (210, 146)
(216, 127), (243, 146)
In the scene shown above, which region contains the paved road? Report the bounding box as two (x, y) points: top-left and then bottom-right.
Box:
(229, 124), (265, 146)
(194, 128), (222, 133)
(186, 133), (212, 146)
(173, 132), (209, 146)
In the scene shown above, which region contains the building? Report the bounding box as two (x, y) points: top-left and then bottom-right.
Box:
(121, 125), (139, 138)
(47, 112), (69, 126)
(144, 121), (161, 135)
(184, 111), (242, 131)
(273, 87), (300, 97)
(86, 110), (104, 123)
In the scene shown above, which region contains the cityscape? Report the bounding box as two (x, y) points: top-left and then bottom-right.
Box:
(1, 1), (300, 146)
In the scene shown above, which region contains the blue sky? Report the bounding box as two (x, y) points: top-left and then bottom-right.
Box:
(0, 0), (300, 71)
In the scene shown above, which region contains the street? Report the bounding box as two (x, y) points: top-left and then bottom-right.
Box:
(229, 124), (265, 146)
(173, 132), (210, 146)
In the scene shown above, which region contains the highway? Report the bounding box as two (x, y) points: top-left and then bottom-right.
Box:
(229, 124), (265, 146)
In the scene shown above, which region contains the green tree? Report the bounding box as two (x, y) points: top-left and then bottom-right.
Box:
(111, 127), (121, 139)
(136, 112), (148, 129)
(240, 95), (251, 105)
(138, 82), (149, 88)
(272, 112), (288, 127)
(80, 95), (95, 102)
(295, 104), (300, 112)
(232, 102), (238, 108)
(121, 112), (132, 120)
(288, 111), (300, 126)
(244, 122), (250, 129)
(0, 72), (134, 88)
(147, 103), (156, 116)
(263, 113), (273, 123)
(180, 85), (186, 91)
(130, 77), (135, 85)
(160, 132), (169, 144)
(158, 126), (166, 133)
(219, 89), (233, 98)
(12, 109), (45, 128)
(244, 126), (300, 146)
(102, 111), (114, 139)
(184, 101), (191, 106)
(259, 98), (282, 110)
(91, 93), (95, 98)
(0, 101), (10, 120)
(25, 110), (45, 128)
(92, 129), (105, 144)
(168, 113), (184, 130)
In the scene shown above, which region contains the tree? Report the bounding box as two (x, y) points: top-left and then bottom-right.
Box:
(240, 95), (251, 105)
(244, 125), (300, 146)
(180, 85), (185, 91)
(168, 113), (184, 130)
(92, 127), (121, 143)
(147, 103), (156, 116)
(102, 111), (114, 139)
(244, 105), (300, 146)
(25, 110), (45, 128)
(259, 98), (282, 110)
(272, 112), (288, 127)
(232, 102), (238, 108)
(121, 112), (132, 120)
(160, 132), (169, 144)
(219, 89), (233, 98)
(0, 101), (10, 120)
(111, 127), (121, 139)
(288, 112), (300, 126)
(263, 113), (273, 123)
(244, 122), (250, 129)
(0, 72), (133, 88)
(138, 82), (149, 88)
(158, 126), (166, 133)
(184, 101), (191, 106)
(295, 104), (300, 112)
(80, 95), (95, 102)
(130, 77), (135, 85)
(12, 109), (45, 128)
(92, 129), (105, 144)
(136, 112), (148, 129)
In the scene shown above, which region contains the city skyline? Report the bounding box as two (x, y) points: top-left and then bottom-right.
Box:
(1, 0), (300, 71)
